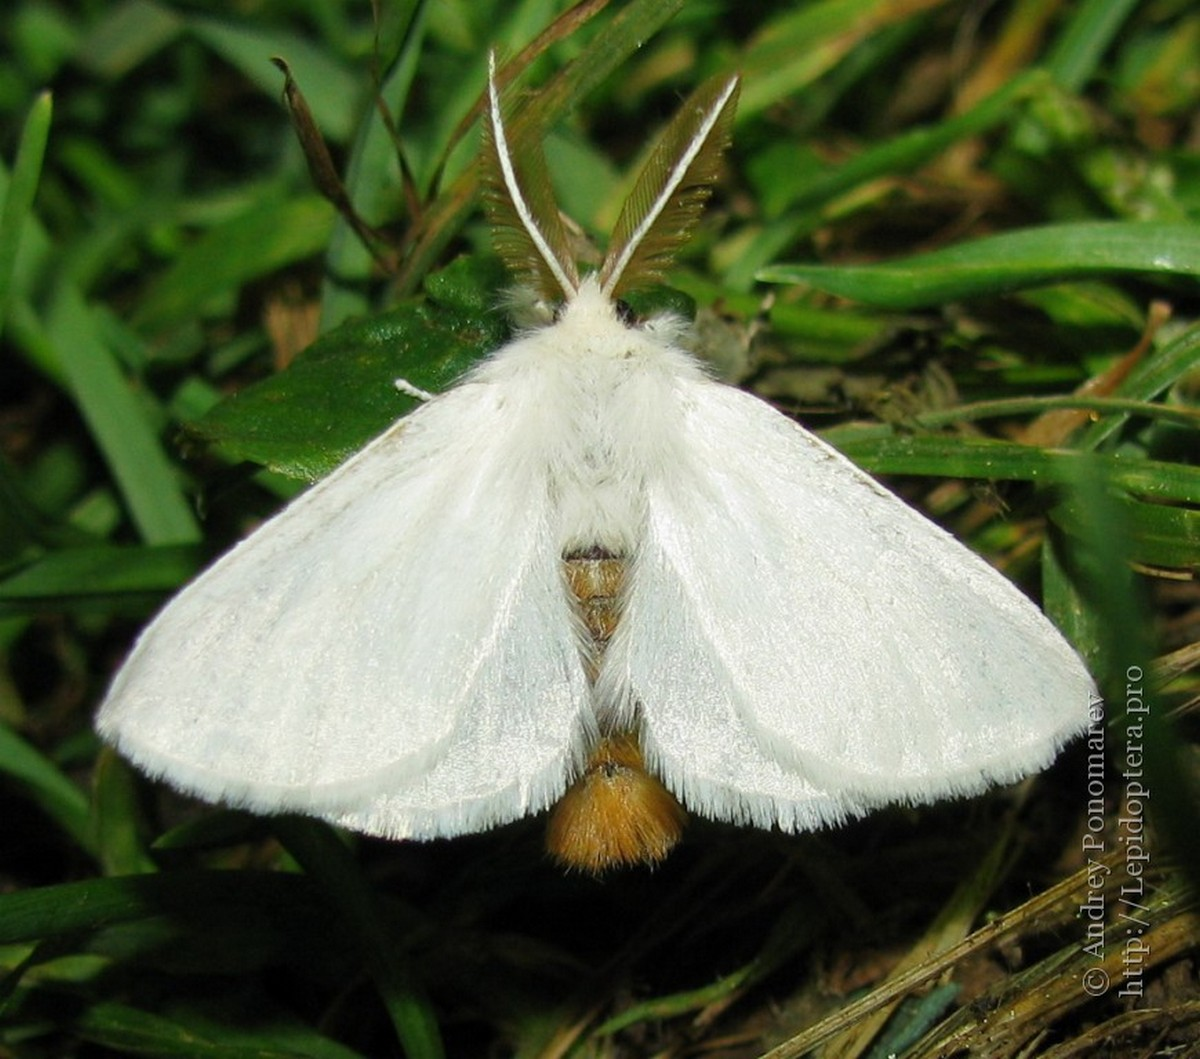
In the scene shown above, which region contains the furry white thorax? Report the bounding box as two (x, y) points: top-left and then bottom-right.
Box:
(475, 276), (704, 557)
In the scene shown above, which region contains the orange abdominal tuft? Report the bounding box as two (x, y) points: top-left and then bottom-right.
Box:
(546, 734), (686, 873)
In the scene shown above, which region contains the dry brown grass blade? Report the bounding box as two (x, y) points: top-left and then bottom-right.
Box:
(952, 0), (1062, 114)
(272, 58), (396, 274)
(758, 852), (1143, 1058)
(818, 818), (1017, 1059)
(1035, 1000), (1200, 1059)
(1019, 300), (1170, 448)
(906, 890), (1198, 1058)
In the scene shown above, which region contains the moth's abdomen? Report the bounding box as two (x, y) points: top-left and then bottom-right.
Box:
(547, 553), (686, 872)
(562, 553), (623, 680)
(545, 732), (686, 873)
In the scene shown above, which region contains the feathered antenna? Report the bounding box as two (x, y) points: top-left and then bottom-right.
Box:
(599, 75), (739, 299)
(481, 52), (580, 301)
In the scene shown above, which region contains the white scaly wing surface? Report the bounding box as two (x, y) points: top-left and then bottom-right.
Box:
(613, 377), (1094, 831)
(98, 371), (591, 838)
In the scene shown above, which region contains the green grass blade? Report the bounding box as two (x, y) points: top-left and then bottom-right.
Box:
(1044, 0), (1140, 91)
(738, 0), (945, 118)
(91, 750), (159, 876)
(273, 818), (444, 1059)
(0, 721), (92, 852)
(1053, 488), (1198, 570)
(0, 91), (52, 332)
(74, 1), (185, 79)
(319, 1), (430, 329)
(781, 71), (1044, 216)
(1076, 322), (1200, 451)
(0, 871), (320, 943)
(45, 284), (201, 545)
(1041, 525), (1102, 663)
(1059, 462), (1200, 891)
(188, 15), (360, 140)
(135, 193), (335, 330)
(912, 395), (1199, 434)
(0, 544), (199, 616)
(826, 429), (1200, 502)
(759, 222), (1200, 308)
(724, 72), (1046, 290)
(824, 429), (1200, 571)
(67, 1001), (367, 1059)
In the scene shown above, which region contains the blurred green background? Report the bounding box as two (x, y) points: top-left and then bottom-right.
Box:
(1, 1), (1197, 1056)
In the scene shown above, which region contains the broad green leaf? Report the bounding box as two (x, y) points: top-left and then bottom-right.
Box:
(420, 253), (508, 315)
(759, 222), (1200, 309)
(193, 297), (505, 479)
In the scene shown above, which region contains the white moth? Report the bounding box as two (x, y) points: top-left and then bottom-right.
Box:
(97, 62), (1095, 873)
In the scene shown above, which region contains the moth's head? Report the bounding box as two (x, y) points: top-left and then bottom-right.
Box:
(482, 52), (739, 326)
(502, 272), (696, 351)
(527, 276), (694, 367)
(522, 275), (645, 335)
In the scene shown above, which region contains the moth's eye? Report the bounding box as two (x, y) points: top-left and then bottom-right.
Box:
(551, 301), (569, 322)
(615, 300), (641, 327)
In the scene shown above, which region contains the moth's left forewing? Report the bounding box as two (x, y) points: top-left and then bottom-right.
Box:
(610, 376), (1095, 830)
(99, 358), (593, 840)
